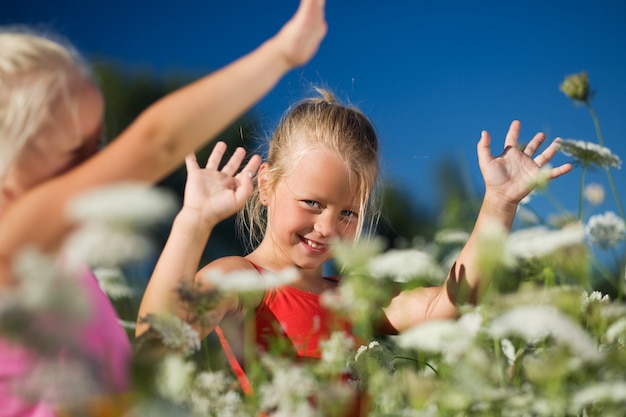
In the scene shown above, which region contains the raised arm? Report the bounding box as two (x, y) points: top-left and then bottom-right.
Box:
(136, 143), (260, 336)
(383, 120), (573, 332)
(0, 0), (326, 284)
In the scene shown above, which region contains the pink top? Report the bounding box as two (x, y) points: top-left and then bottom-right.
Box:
(0, 268), (132, 417)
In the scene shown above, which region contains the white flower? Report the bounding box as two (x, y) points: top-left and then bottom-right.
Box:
(500, 338), (516, 365)
(143, 314), (201, 356)
(516, 205), (540, 225)
(66, 182), (178, 226)
(367, 248), (445, 283)
(92, 267), (134, 299)
(604, 317), (626, 345)
(63, 223), (151, 267)
(12, 359), (101, 406)
(584, 183), (605, 205)
(319, 331), (354, 371)
(202, 267), (298, 292)
(187, 371), (248, 416)
(6, 247), (89, 317)
(259, 358), (319, 413)
(488, 305), (601, 361)
(354, 340), (381, 362)
(156, 353), (196, 403)
(474, 219), (509, 271)
(331, 236), (386, 270)
(396, 311), (482, 362)
(571, 381), (626, 410)
(434, 229), (470, 245)
(557, 139), (622, 170)
(505, 223), (584, 261)
(580, 290), (610, 311)
(585, 211), (626, 249)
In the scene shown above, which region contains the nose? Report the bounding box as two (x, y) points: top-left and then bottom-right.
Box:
(313, 212), (337, 238)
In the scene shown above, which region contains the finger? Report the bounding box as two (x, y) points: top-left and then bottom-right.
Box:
(237, 154), (262, 180)
(221, 147), (247, 176)
(184, 153), (199, 172)
(523, 131), (546, 158)
(476, 130), (493, 168)
(549, 162), (573, 179)
(504, 120), (521, 150)
(206, 141), (227, 170)
(533, 137), (561, 168)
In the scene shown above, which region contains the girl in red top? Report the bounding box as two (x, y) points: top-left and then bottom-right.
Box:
(138, 83), (573, 408)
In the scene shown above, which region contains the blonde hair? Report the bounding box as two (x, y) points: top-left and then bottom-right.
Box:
(239, 88), (380, 251)
(0, 27), (91, 180)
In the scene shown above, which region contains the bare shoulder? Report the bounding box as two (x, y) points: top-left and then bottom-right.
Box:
(199, 255), (256, 275)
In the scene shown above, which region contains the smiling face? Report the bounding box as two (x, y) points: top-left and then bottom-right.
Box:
(258, 148), (360, 272)
(1, 77), (103, 205)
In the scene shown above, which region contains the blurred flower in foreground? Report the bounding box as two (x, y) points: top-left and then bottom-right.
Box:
(505, 224), (584, 261)
(202, 267), (298, 292)
(559, 71), (590, 103)
(585, 211), (626, 250)
(92, 267), (134, 300)
(157, 353), (196, 403)
(395, 310), (482, 363)
(557, 139), (622, 170)
(488, 305), (601, 361)
(188, 371), (248, 416)
(583, 183), (605, 205)
(580, 290), (610, 312)
(141, 314), (201, 356)
(571, 381), (626, 412)
(367, 248), (445, 284)
(66, 182), (178, 227)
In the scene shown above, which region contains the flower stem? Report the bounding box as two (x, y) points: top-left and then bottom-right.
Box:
(579, 167), (586, 221)
(586, 102), (625, 220)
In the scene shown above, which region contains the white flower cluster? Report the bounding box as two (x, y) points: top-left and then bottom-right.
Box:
(202, 267), (298, 292)
(558, 139), (622, 170)
(319, 330), (355, 372)
(144, 314), (201, 356)
(62, 183), (178, 267)
(187, 371), (248, 417)
(580, 290), (610, 311)
(367, 248), (445, 284)
(505, 224), (584, 262)
(396, 310), (483, 363)
(92, 267), (134, 300)
(488, 305), (601, 362)
(585, 211), (626, 250)
(258, 356), (320, 416)
(156, 353), (196, 403)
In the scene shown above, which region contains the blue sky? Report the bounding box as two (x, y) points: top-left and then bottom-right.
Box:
(3, 0), (626, 225)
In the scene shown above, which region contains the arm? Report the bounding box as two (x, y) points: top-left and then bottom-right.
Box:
(0, 0), (327, 283)
(383, 120), (573, 332)
(136, 143), (260, 337)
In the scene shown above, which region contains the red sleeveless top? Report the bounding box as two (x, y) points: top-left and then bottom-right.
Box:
(215, 264), (353, 391)
(255, 278), (353, 359)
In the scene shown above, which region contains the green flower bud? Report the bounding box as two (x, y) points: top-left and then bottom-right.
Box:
(559, 71), (590, 102)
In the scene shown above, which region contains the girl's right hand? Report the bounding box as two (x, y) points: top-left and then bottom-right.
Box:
(272, 0), (327, 68)
(182, 142), (261, 225)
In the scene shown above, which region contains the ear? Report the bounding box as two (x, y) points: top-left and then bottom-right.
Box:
(257, 162), (271, 206)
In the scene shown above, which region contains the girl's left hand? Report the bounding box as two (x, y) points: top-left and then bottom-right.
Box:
(477, 120), (573, 205)
(183, 142), (261, 225)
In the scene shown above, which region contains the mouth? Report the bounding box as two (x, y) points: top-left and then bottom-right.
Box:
(301, 237), (329, 253)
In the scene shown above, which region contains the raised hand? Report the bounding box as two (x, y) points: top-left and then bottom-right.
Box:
(477, 120), (573, 205)
(183, 142), (262, 225)
(273, 0), (327, 68)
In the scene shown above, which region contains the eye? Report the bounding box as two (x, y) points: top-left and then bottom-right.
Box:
(341, 209), (357, 219)
(303, 200), (321, 209)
